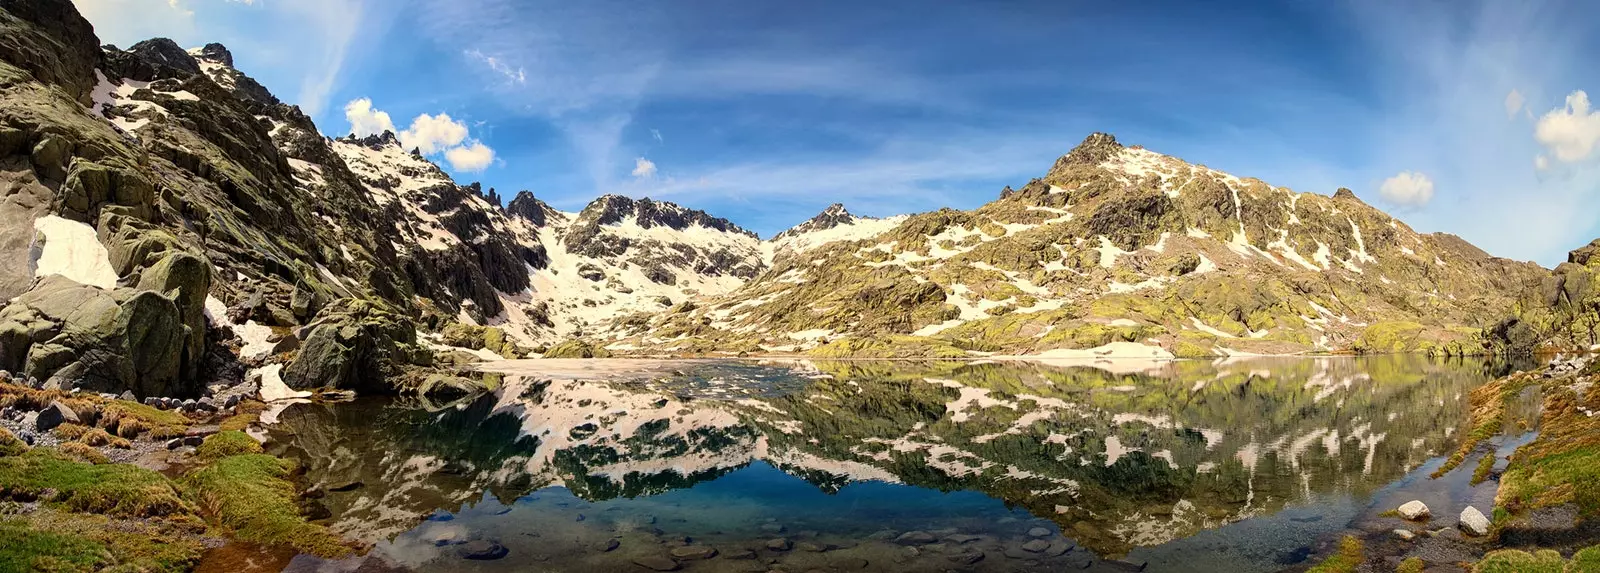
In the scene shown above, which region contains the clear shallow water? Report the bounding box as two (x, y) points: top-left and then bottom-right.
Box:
(251, 356), (1516, 573)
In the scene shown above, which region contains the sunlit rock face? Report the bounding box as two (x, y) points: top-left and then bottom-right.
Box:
(625, 133), (1545, 358)
(270, 356), (1491, 557)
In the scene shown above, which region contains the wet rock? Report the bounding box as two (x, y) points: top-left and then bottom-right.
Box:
(893, 531), (936, 545)
(593, 538), (620, 552)
(1105, 558), (1149, 571)
(945, 534), (982, 544)
(795, 541), (828, 553)
(631, 555), (680, 571)
(832, 557), (870, 569)
(946, 550), (985, 565)
(1021, 539), (1051, 553)
(1027, 527), (1052, 538)
(1393, 529), (1417, 541)
(1398, 500), (1431, 520)
(1046, 541), (1074, 557)
(426, 510), (454, 522)
(181, 435), (203, 447)
(669, 546), (717, 560)
(457, 540), (508, 560)
(723, 548), (756, 560)
(35, 401), (79, 431)
(165, 438), (184, 450)
(759, 523), (786, 534)
(765, 538), (792, 551)
(1459, 506), (1491, 537)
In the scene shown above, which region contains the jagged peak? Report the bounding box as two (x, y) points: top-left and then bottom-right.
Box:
(1333, 187), (1360, 201)
(774, 203), (866, 241)
(575, 194), (756, 237)
(1046, 132), (1125, 179)
(507, 190), (564, 228)
(189, 43), (234, 68)
(338, 130), (403, 151)
(128, 37), (199, 75)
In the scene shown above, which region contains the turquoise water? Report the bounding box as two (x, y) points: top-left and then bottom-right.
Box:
(262, 356), (1516, 572)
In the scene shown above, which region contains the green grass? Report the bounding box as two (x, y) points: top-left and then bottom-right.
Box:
(196, 430), (263, 460)
(0, 519), (108, 573)
(100, 400), (192, 439)
(1471, 449), (1498, 485)
(184, 454), (350, 558)
(0, 427), (26, 457)
(1572, 545), (1600, 572)
(1498, 447), (1600, 516)
(1306, 536), (1363, 573)
(1472, 549), (1566, 573)
(0, 449), (190, 517)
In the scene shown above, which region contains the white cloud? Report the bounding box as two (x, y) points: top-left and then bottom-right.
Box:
(1378, 171), (1435, 207)
(344, 97), (396, 137)
(1505, 89), (1525, 118)
(651, 129), (664, 144)
(464, 49), (526, 85)
(344, 98), (495, 173)
(1534, 90), (1600, 164)
(399, 113), (469, 154)
(73, 0), (197, 45)
(631, 157), (657, 178)
(446, 141), (495, 171)
(1536, 155), (1550, 170)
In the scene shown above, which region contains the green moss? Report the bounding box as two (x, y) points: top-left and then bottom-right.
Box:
(807, 336), (969, 359)
(1397, 557), (1425, 573)
(0, 427), (26, 456)
(1572, 545), (1600, 572)
(0, 449), (190, 517)
(1472, 549), (1566, 573)
(543, 340), (612, 358)
(184, 454), (350, 558)
(1499, 447), (1600, 516)
(100, 400), (191, 439)
(196, 430), (263, 460)
(1306, 535), (1363, 573)
(0, 510), (204, 573)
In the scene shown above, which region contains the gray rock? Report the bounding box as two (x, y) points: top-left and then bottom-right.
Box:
(1027, 527), (1052, 538)
(723, 549), (756, 560)
(17, 430), (35, 446)
(894, 531), (937, 545)
(1398, 500), (1431, 520)
(631, 555), (680, 571)
(165, 438), (184, 450)
(758, 522), (786, 533)
(946, 550), (985, 565)
(669, 546), (717, 560)
(765, 538), (792, 551)
(20, 412), (38, 432)
(1460, 506), (1491, 536)
(35, 401), (79, 431)
(456, 540), (508, 560)
(594, 538), (619, 552)
(1045, 542), (1074, 557)
(1021, 539), (1051, 553)
(118, 391), (135, 402)
(1393, 529), (1417, 541)
(796, 541), (828, 552)
(945, 534), (982, 544)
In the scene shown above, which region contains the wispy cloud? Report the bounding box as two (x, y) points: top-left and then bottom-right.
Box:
(464, 49), (526, 85)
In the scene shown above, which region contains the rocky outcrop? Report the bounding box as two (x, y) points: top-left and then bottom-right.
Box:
(0, 271), (206, 398)
(0, 0), (100, 103)
(772, 203), (855, 240)
(126, 38), (199, 77)
(282, 299), (423, 392)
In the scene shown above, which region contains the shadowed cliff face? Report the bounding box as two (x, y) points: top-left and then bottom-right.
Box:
(268, 357), (1492, 559)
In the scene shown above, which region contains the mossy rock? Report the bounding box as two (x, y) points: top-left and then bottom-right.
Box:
(1471, 549), (1565, 573)
(196, 431), (263, 460)
(543, 340), (612, 358)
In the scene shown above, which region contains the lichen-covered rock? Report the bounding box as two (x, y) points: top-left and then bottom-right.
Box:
(542, 340), (611, 359)
(0, 0), (100, 103)
(281, 299), (423, 392)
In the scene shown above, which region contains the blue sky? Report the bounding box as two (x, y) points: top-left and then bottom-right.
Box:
(73, 0), (1600, 266)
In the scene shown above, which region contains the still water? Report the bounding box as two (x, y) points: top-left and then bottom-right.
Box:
(259, 356), (1524, 572)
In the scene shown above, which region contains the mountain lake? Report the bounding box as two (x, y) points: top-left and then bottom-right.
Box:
(202, 356), (1540, 573)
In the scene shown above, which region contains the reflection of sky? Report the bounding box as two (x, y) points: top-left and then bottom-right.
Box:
(280, 357), (1498, 569)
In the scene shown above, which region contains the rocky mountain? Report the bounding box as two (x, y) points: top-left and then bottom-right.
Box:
(624, 134), (1548, 358)
(0, 0), (1568, 406)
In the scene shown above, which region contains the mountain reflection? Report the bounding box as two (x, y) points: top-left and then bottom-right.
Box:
(267, 356), (1489, 557)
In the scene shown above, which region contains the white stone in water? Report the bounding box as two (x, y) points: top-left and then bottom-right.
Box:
(1393, 529), (1417, 541)
(1398, 500), (1431, 520)
(1459, 506), (1491, 536)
